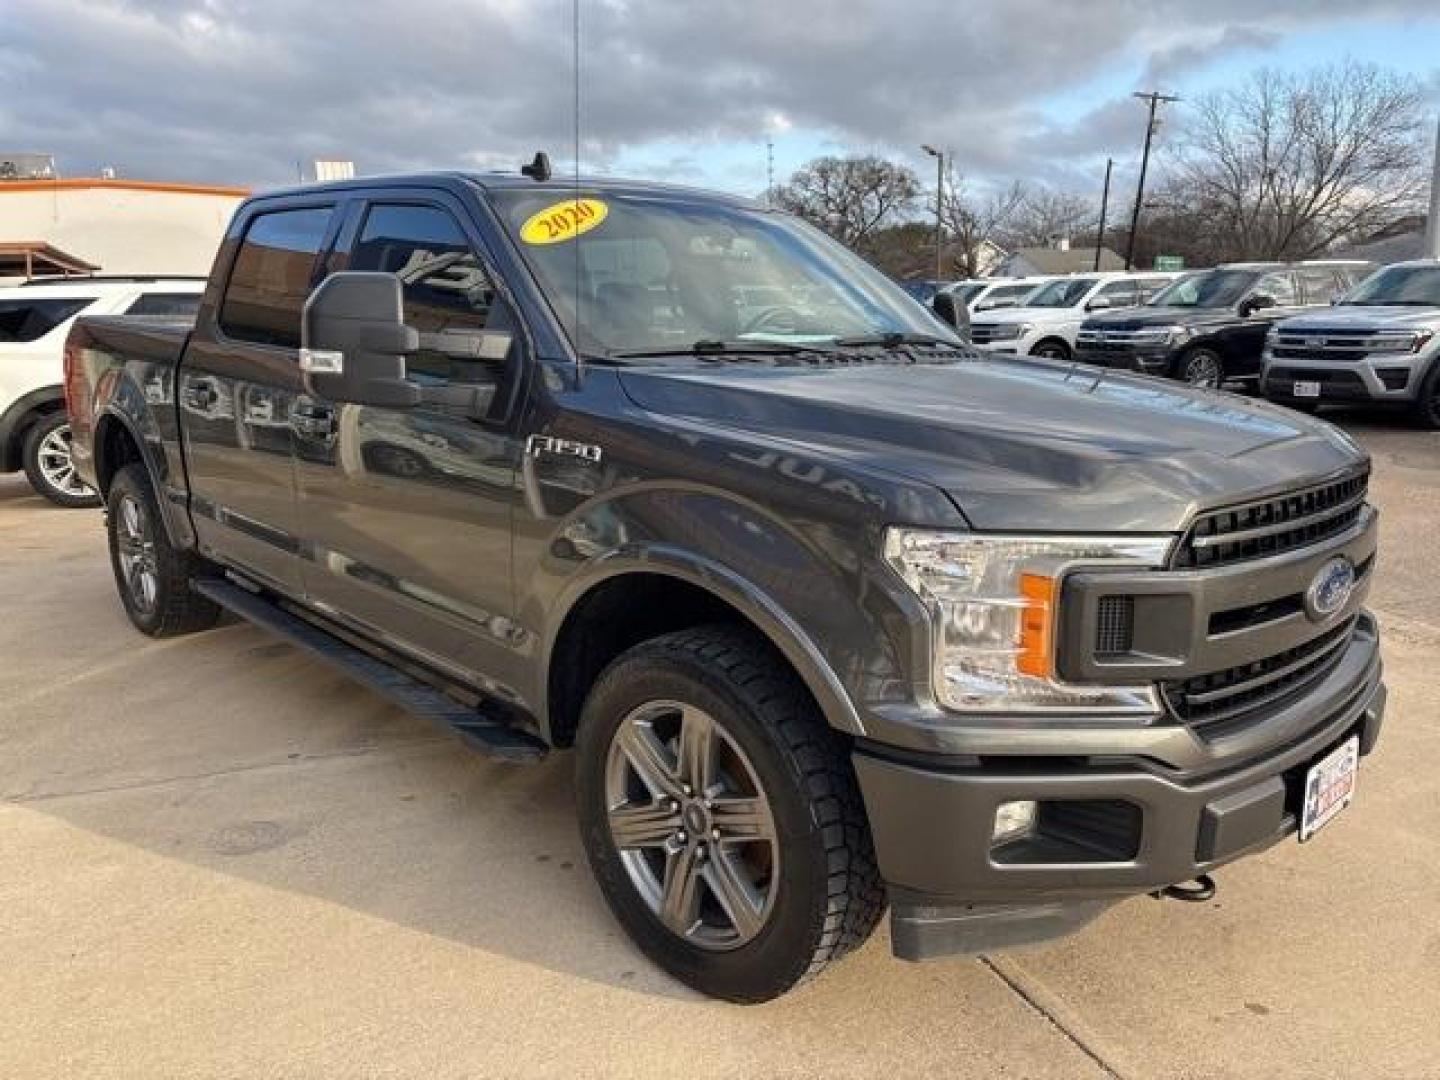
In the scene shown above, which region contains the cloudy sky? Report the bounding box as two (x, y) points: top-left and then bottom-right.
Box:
(3, 0), (1438, 203)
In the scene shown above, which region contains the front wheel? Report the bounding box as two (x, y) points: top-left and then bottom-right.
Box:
(1414, 365), (1440, 430)
(575, 626), (884, 1002)
(23, 412), (100, 508)
(1177, 347), (1224, 388)
(106, 464), (222, 637)
(1030, 339), (1071, 361)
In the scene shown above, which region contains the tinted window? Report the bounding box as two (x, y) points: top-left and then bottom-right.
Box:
(1027, 277), (1100, 308)
(1297, 268), (1345, 305)
(350, 203), (513, 389)
(1149, 269), (1259, 308)
(1254, 271), (1298, 306)
(0, 297), (96, 342)
(219, 208), (333, 347)
(1343, 264), (1440, 306)
(1096, 280), (1138, 307)
(125, 292), (202, 318)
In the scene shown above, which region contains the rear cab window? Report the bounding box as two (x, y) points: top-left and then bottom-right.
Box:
(125, 292), (202, 319)
(0, 297), (98, 342)
(219, 207), (335, 347)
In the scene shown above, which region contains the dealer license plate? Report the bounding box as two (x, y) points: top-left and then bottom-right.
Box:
(1300, 735), (1359, 841)
(1293, 380), (1321, 398)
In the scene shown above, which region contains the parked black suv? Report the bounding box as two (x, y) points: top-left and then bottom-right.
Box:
(65, 172), (1385, 1002)
(1076, 261), (1373, 387)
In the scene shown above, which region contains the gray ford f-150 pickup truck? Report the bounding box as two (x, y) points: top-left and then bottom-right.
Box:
(65, 170), (1385, 1003)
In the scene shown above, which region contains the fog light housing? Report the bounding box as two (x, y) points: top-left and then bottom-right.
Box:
(992, 800), (1039, 845)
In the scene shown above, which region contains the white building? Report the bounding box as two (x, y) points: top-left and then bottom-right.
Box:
(0, 177), (248, 282)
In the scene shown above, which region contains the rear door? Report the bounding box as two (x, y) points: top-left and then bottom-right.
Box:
(291, 193), (529, 682)
(179, 202), (339, 595)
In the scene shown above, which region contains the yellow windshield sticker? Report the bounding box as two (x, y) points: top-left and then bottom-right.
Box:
(519, 198), (609, 245)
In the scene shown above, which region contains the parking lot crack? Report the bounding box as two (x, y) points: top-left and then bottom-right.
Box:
(980, 954), (1126, 1080)
(3, 737), (450, 805)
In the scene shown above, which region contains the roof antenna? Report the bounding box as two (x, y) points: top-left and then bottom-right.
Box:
(521, 151), (552, 182)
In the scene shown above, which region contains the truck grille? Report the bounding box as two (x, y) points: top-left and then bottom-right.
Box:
(1271, 327), (1421, 362)
(1173, 471), (1369, 569)
(1163, 617), (1357, 733)
(969, 323), (1006, 345)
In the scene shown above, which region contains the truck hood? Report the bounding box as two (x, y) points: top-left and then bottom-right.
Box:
(1278, 305), (1440, 330)
(617, 358), (1364, 533)
(1081, 305), (1242, 332)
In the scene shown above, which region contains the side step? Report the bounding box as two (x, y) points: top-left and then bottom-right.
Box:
(194, 578), (548, 763)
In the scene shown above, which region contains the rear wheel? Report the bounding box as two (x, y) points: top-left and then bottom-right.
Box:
(575, 625), (884, 1002)
(1177, 347), (1224, 388)
(106, 464), (222, 637)
(22, 412), (100, 508)
(1414, 365), (1440, 430)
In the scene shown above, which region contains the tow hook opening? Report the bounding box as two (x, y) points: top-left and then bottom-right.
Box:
(1152, 874), (1217, 903)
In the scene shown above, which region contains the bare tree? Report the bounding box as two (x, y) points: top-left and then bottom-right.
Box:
(938, 171), (1027, 276)
(773, 156), (921, 255)
(999, 187), (1097, 250)
(1170, 61), (1428, 259)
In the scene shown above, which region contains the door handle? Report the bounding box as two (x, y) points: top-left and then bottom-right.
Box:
(182, 382), (218, 410)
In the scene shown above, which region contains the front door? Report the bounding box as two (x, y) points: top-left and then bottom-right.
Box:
(180, 203), (338, 594)
(291, 197), (529, 686)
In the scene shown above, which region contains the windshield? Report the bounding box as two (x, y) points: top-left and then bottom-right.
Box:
(1342, 264), (1440, 307)
(951, 283), (985, 306)
(1148, 269), (1260, 309)
(490, 190), (959, 357)
(977, 283), (1039, 309)
(1024, 277), (1099, 308)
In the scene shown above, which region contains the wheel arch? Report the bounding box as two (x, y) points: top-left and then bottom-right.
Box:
(92, 408), (194, 548)
(541, 552), (866, 750)
(0, 386), (65, 473)
(1029, 335), (1072, 360)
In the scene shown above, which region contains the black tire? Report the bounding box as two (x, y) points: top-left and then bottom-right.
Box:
(1176, 347), (1225, 388)
(1413, 364), (1440, 430)
(106, 463), (222, 637)
(575, 625), (884, 1003)
(22, 411), (101, 509)
(1030, 338), (1071, 362)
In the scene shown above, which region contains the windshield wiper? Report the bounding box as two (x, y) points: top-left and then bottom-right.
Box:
(831, 332), (958, 348)
(607, 339), (839, 360)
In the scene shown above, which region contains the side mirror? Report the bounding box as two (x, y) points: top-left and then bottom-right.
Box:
(301, 272), (421, 408)
(1086, 296), (1113, 311)
(931, 291), (971, 342)
(1240, 293), (1275, 317)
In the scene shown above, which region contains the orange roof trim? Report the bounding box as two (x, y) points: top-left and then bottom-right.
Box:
(0, 178), (250, 197)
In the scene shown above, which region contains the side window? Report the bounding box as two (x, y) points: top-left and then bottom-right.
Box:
(1096, 280), (1138, 307)
(1254, 272), (1298, 307)
(125, 292), (202, 318)
(1136, 277), (1170, 301)
(349, 203), (513, 389)
(1297, 268), (1344, 305)
(219, 207), (333, 348)
(0, 297), (96, 342)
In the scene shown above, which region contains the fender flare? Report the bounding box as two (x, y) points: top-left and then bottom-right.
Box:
(92, 406), (196, 549)
(540, 543), (867, 738)
(0, 386), (64, 473)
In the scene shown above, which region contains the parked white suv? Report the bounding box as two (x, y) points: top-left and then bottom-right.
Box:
(969, 272), (1178, 360)
(0, 277), (204, 506)
(951, 276), (1053, 315)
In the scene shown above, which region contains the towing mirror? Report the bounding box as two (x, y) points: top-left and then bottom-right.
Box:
(301, 272), (421, 408)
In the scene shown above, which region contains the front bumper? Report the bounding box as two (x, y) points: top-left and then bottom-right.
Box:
(1262, 348), (1435, 404)
(854, 624), (1385, 960)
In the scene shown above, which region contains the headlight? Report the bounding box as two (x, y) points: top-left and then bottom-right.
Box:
(990, 322), (1032, 340)
(883, 530), (1171, 716)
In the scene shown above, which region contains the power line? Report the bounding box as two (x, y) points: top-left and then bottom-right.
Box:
(1124, 91), (1180, 270)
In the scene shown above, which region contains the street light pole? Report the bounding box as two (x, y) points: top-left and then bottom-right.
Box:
(922, 144), (944, 282)
(1125, 91), (1179, 270)
(1094, 157), (1113, 272)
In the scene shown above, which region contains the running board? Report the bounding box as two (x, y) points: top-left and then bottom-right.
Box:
(194, 578), (548, 763)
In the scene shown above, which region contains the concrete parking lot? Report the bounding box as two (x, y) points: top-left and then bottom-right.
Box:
(2, 413), (1437, 1079)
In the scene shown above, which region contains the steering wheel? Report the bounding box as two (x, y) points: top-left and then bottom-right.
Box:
(739, 305), (808, 336)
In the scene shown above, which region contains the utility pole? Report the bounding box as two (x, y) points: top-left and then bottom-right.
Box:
(922, 144), (944, 282)
(1425, 115), (1440, 260)
(1124, 91), (1179, 270)
(1094, 157), (1113, 272)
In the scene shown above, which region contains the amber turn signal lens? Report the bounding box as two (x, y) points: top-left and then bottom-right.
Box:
(1017, 572), (1056, 677)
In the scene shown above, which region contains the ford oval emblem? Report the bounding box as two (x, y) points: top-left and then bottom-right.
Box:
(1305, 557), (1355, 621)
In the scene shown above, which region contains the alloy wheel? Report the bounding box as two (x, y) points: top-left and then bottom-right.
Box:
(36, 423), (96, 500)
(1183, 351), (1222, 388)
(115, 494), (160, 614)
(604, 700), (780, 951)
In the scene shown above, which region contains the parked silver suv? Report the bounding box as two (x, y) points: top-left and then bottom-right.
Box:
(1262, 260), (1440, 427)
